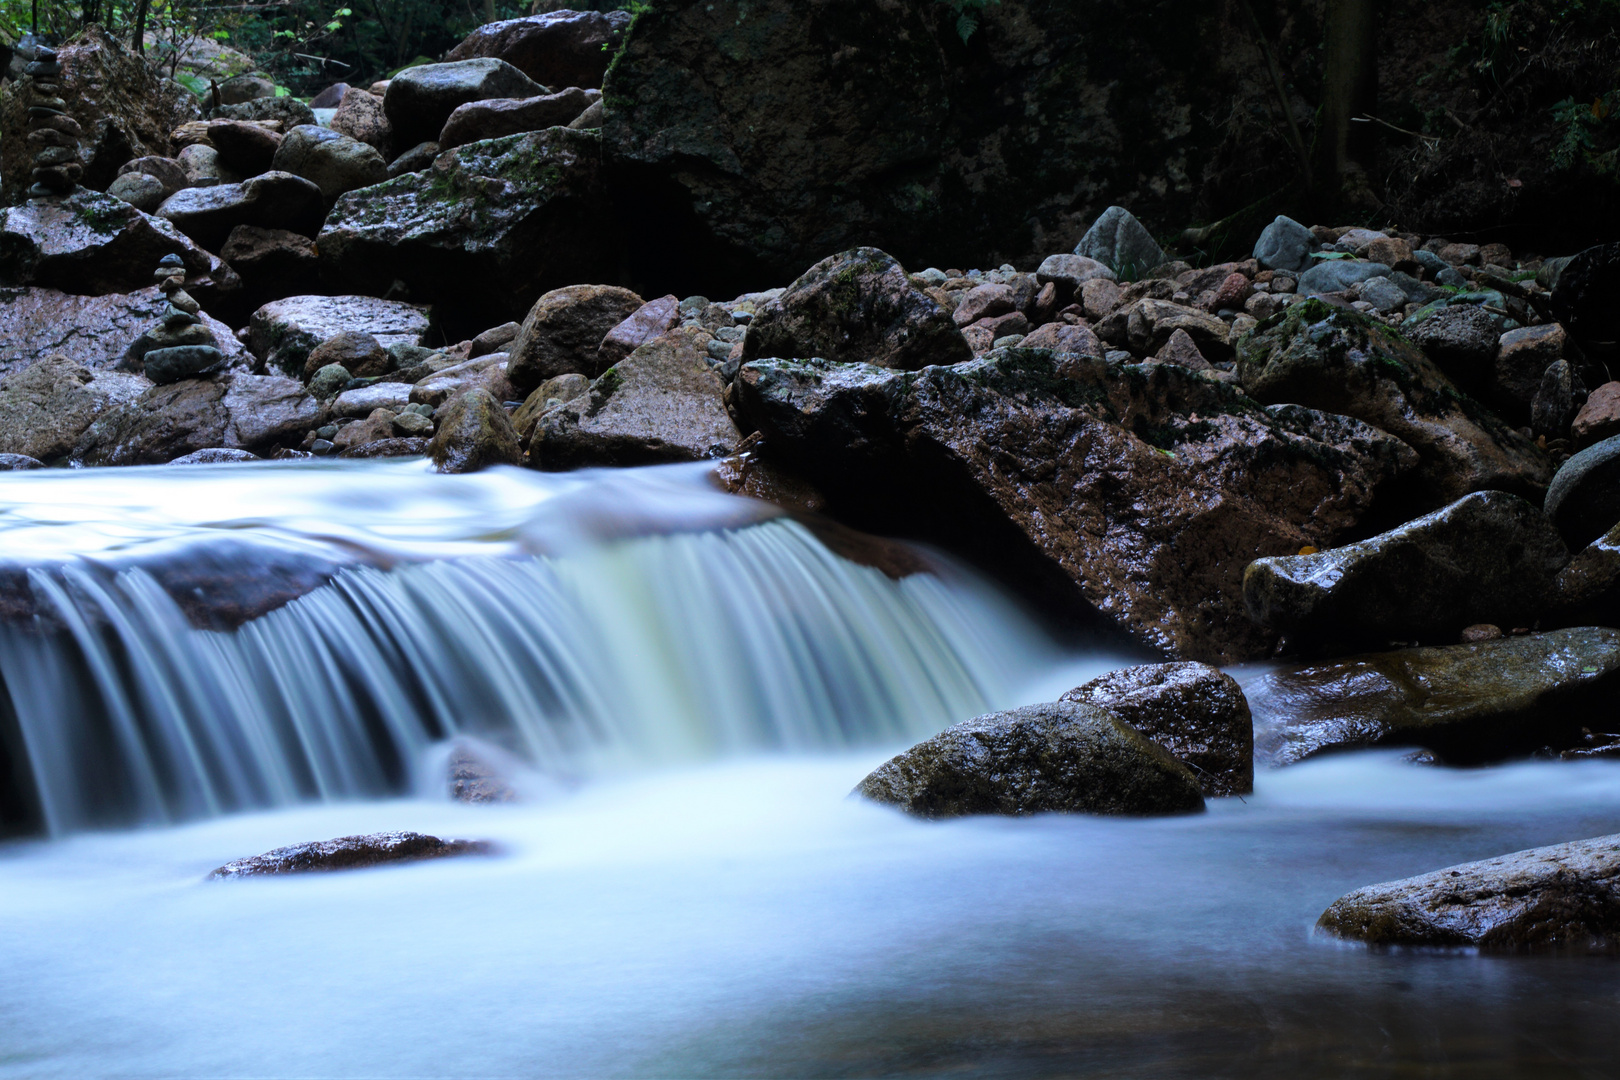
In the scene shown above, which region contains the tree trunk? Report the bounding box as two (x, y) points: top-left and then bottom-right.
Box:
(1315, 0), (1379, 206)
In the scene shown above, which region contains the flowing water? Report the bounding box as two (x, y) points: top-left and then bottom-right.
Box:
(1, 461), (1618, 1078)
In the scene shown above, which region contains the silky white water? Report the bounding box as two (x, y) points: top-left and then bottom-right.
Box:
(3, 461), (1619, 1078)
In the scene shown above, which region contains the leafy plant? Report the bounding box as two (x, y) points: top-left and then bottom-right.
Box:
(938, 0), (998, 44)
(1550, 92), (1618, 172)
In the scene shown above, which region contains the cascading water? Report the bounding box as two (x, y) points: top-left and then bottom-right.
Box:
(0, 459), (1077, 836)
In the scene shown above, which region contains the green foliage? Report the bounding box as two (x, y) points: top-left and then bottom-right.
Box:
(1551, 92), (1619, 173)
(937, 0), (998, 44)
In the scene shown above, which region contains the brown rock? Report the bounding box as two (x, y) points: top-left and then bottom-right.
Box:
(952, 283), (1016, 326)
(71, 373), (316, 465)
(1461, 623), (1504, 642)
(338, 436), (430, 459)
(1152, 327), (1211, 370)
(1018, 322), (1104, 357)
(445, 9), (632, 88)
(0, 354), (149, 462)
(304, 331), (393, 381)
(1080, 277), (1123, 320)
(970, 311), (1029, 340)
(1208, 272), (1250, 312)
(219, 225), (319, 307)
(209, 831), (494, 878)
(469, 321), (521, 358)
(437, 88), (599, 150)
(711, 442), (827, 515)
(1438, 242), (1482, 266)
(205, 120), (283, 176)
(0, 285), (244, 380)
(430, 387), (524, 473)
(598, 294), (681, 369)
(409, 353), (508, 408)
(1365, 235), (1413, 269)
(1570, 381), (1620, 450)
(506, 284), (645, 392)
(330, 87), (393, 158)
(1494, 322), (1566, 417)
(1098, 298), (1230, 359)
(332, 408), (400, 453)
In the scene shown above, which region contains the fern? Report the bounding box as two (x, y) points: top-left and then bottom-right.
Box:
(939, 0), (999, 44)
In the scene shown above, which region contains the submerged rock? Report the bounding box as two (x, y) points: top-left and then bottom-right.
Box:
(1237, 300), (1550, 505)
(208, 831), (495, 878)
(853, 701), (1205, 818)
(732, 348), (1414, 662)
(1248, 627), (1620, 766)
(1318, 834), (1620, 953)
(1243, 491), (1570, 650)
(1060, 662), (1252, 797)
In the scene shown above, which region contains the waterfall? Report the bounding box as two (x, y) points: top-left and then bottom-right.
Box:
(0, 462), (1065, 835)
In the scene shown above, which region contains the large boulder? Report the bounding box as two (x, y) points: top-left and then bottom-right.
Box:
(269, 125), (389, 202)
(1237, 299), (1551, 506)
(731, 348), (1416, 662)
(1075, 206), (1165, 278)
(1059, 662), (1252, 797)
(739, 248), (971, 371)
(317, 128), (620, 321)
(506, 283), (644, 392)
(1544, 435), (1620, 550)
(531, 326), (740, 469)
(429, 387), (524, 473)
(0, 24), (200, 201)
(0, 285), (244, 379)
(437, 88), (598, 151)
(446, 10), (632, 87)
(852, 701), (1205, 818)
(0, 354), (149, 463)
(0, 189), (238, 301)
(1247, 627), (1620, 766)
(1243, 491), (1571, 651)
(156, 171), (325, 253)
(383, 58), (546, 148)
(1318, 834), (1620, 953)
(247, 294), (430, 377)
(72, 372), (318, 465)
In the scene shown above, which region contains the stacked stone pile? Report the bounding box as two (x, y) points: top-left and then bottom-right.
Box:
(128, 254), (227, 384)
(21, 46), (82, 198)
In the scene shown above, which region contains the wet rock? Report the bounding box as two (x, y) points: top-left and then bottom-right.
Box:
(430, 387), (523, 473)
(0, 25), (199, 201)
(170, 448), (259, 464)
(157, 170), (325, 252)
(1018, 321), (1104, 357)
(567, 99), (603, 130)
(598, 294), (680, 369)
(511, 371), (589, 441)
(1318, 833), (1620, 953)
(410, 353), (507, 408)
(447, 744), (518, 803)
(0, 285), (244, 379)
(1096, 298), (1230, 360)
(1408, 305), (1504, 391)
(1494, 323), (1566, 419)
(208, 831), (494, 878)
(1545, 435), (1620, 550)
(144, 345), (227, 384)
(437, 88), (598, 151)
(1297, 260), (1393, 296)
(506, 284), (645, 392)
(1549, 243), (1620, 356)
(740, 248), (970, 372)
(1253, 215), (1315, 274)
(0, 188), (237, 299)
(1572, 382), (1620, 450)
(0, 454), (44, 469)
(203, 119), (282, 177)
(1060, 662), (1252, 797)
(247, 294), (430, 377)
(115, 156), (189, 198)
(732, 348), (1415, 662)
(72, 372), (318, 465)
(383, 58), (546, 149)
(105, 171), (166, 212)
(1035, 253), (1115, 295)
(177, 143), (234, 187)
(1248, 627), (1620, 766)
(330, 87), (393, 158)
(386, 140), (440, 178)
(446, 9), (631, 87)
(0, 354), (148, 462)
(332, 382), (413, 418)
(1237, 299), (1550, 505)
(219, 226), (319, 308)
(853, 701), (1204, 818)
(1075, 206), (1164, 278)
(711, 442), (828, 515)
(1243, 491), (1570, 650)
(338, 436), (431, 459)
(1531, 359), (1581, 441)
(270, 125), (389, 202)
(532, 326), (739, 470)
(304, 331), (392, 381)
(213, 96), (316, 130)
(318, 128), (619, 320)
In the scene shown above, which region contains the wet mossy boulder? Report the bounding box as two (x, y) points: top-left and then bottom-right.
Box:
(317, 128), (620, 321)
(853, 701), (1205, 818)
(1237, 299), (1551, 506)
(1319, 834), (1620, 953)
(732, 347), (1415, 662)
(1247, 627), (1620, 766)
(1243, 491), (1571, 651)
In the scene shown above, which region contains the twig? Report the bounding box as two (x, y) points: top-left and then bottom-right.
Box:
(1352, 113), (1441, 151)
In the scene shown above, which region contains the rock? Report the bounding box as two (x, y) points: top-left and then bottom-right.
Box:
(1494, 323), (1566, 418)
(383, 58), (546, 149)
(0, 188), (237, 300)
(170, 447), (260, 464)
(331, 408), (401, 453)
(1208, 271), (1252, 312)
(332, 381), (413, 418)
(177, 143), (234, 187)
(532, 326), (740, 469)
(1253, 215), (1315, 274)
(105, 171), (166, 212)
(318, 128), (619, 321)
(409, 353), (508, 408)
(0, 285), (244, 379)
(247, 294), (430, 377)
(330, 87), (393, 159)
(1017, 322), (1103, 357)
(1572, 382), (1620, 450)
(1096, 298), (1230, 359)
(1549, 243), (1620, 355)
(469, 321), (521, 359)
(1545, 434), (1620, 550)
(204, 119), (282, 176)
(306, 363), (351, 400)
(1075, 206), (1165, 278)
(1407, 305), (1504, 390)
(429, 387), (524, 473)
(568, 100), (603, 130)
(0, 24), (199, 202)
(309, 82), (350, 109)
(853, 701), (1204, 818)
(506, 283), (645, 392)
(217, 74), (277, 105)
(437, 88), (598, 151)
(446, 743), (518, 803)
(0, 354), (148, 462)
(1296, 260), (1393, 296)
(597, 294), (680, 369)
(115, 155), (188, 196)
(1080, 277), (1123, 320)
(72, 372), (318, 465)
(1036, 253), (1115, 295)
(1152, 327), (1210, 369)
(1059, 662), (1252, 797)
(1365, 236), (1414, 270)
(218, 225), (319, 308)
(732, 348), (1415, 662)
(338, 436), (431, 459)
(1531, 359), (1581, 441)
(445, 10), (632, 87)
(212, 96), (315, 130)
(143, 345), (227, 384)
(1357, 276), (1407, 315)
(304, 331), (392, 381)
(739, 248), (970, 372)
(511, 372), (589, 441)
(208, 831), (494, 878)
(157, 170), (325, 252)
(1317, 834), (1620, 953)
(1237, 299), (1551, 505)
(0, 454), (45, 469)
(952, 283), (1016, 327)
(1242, 491), (1570, 650)
(1248, 627), (1620, 766)
(386, 140), (440, 178)
(270, 124), (389, 202)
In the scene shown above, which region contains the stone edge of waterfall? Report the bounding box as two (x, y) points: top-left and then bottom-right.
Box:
(207, 830), (499, 879)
